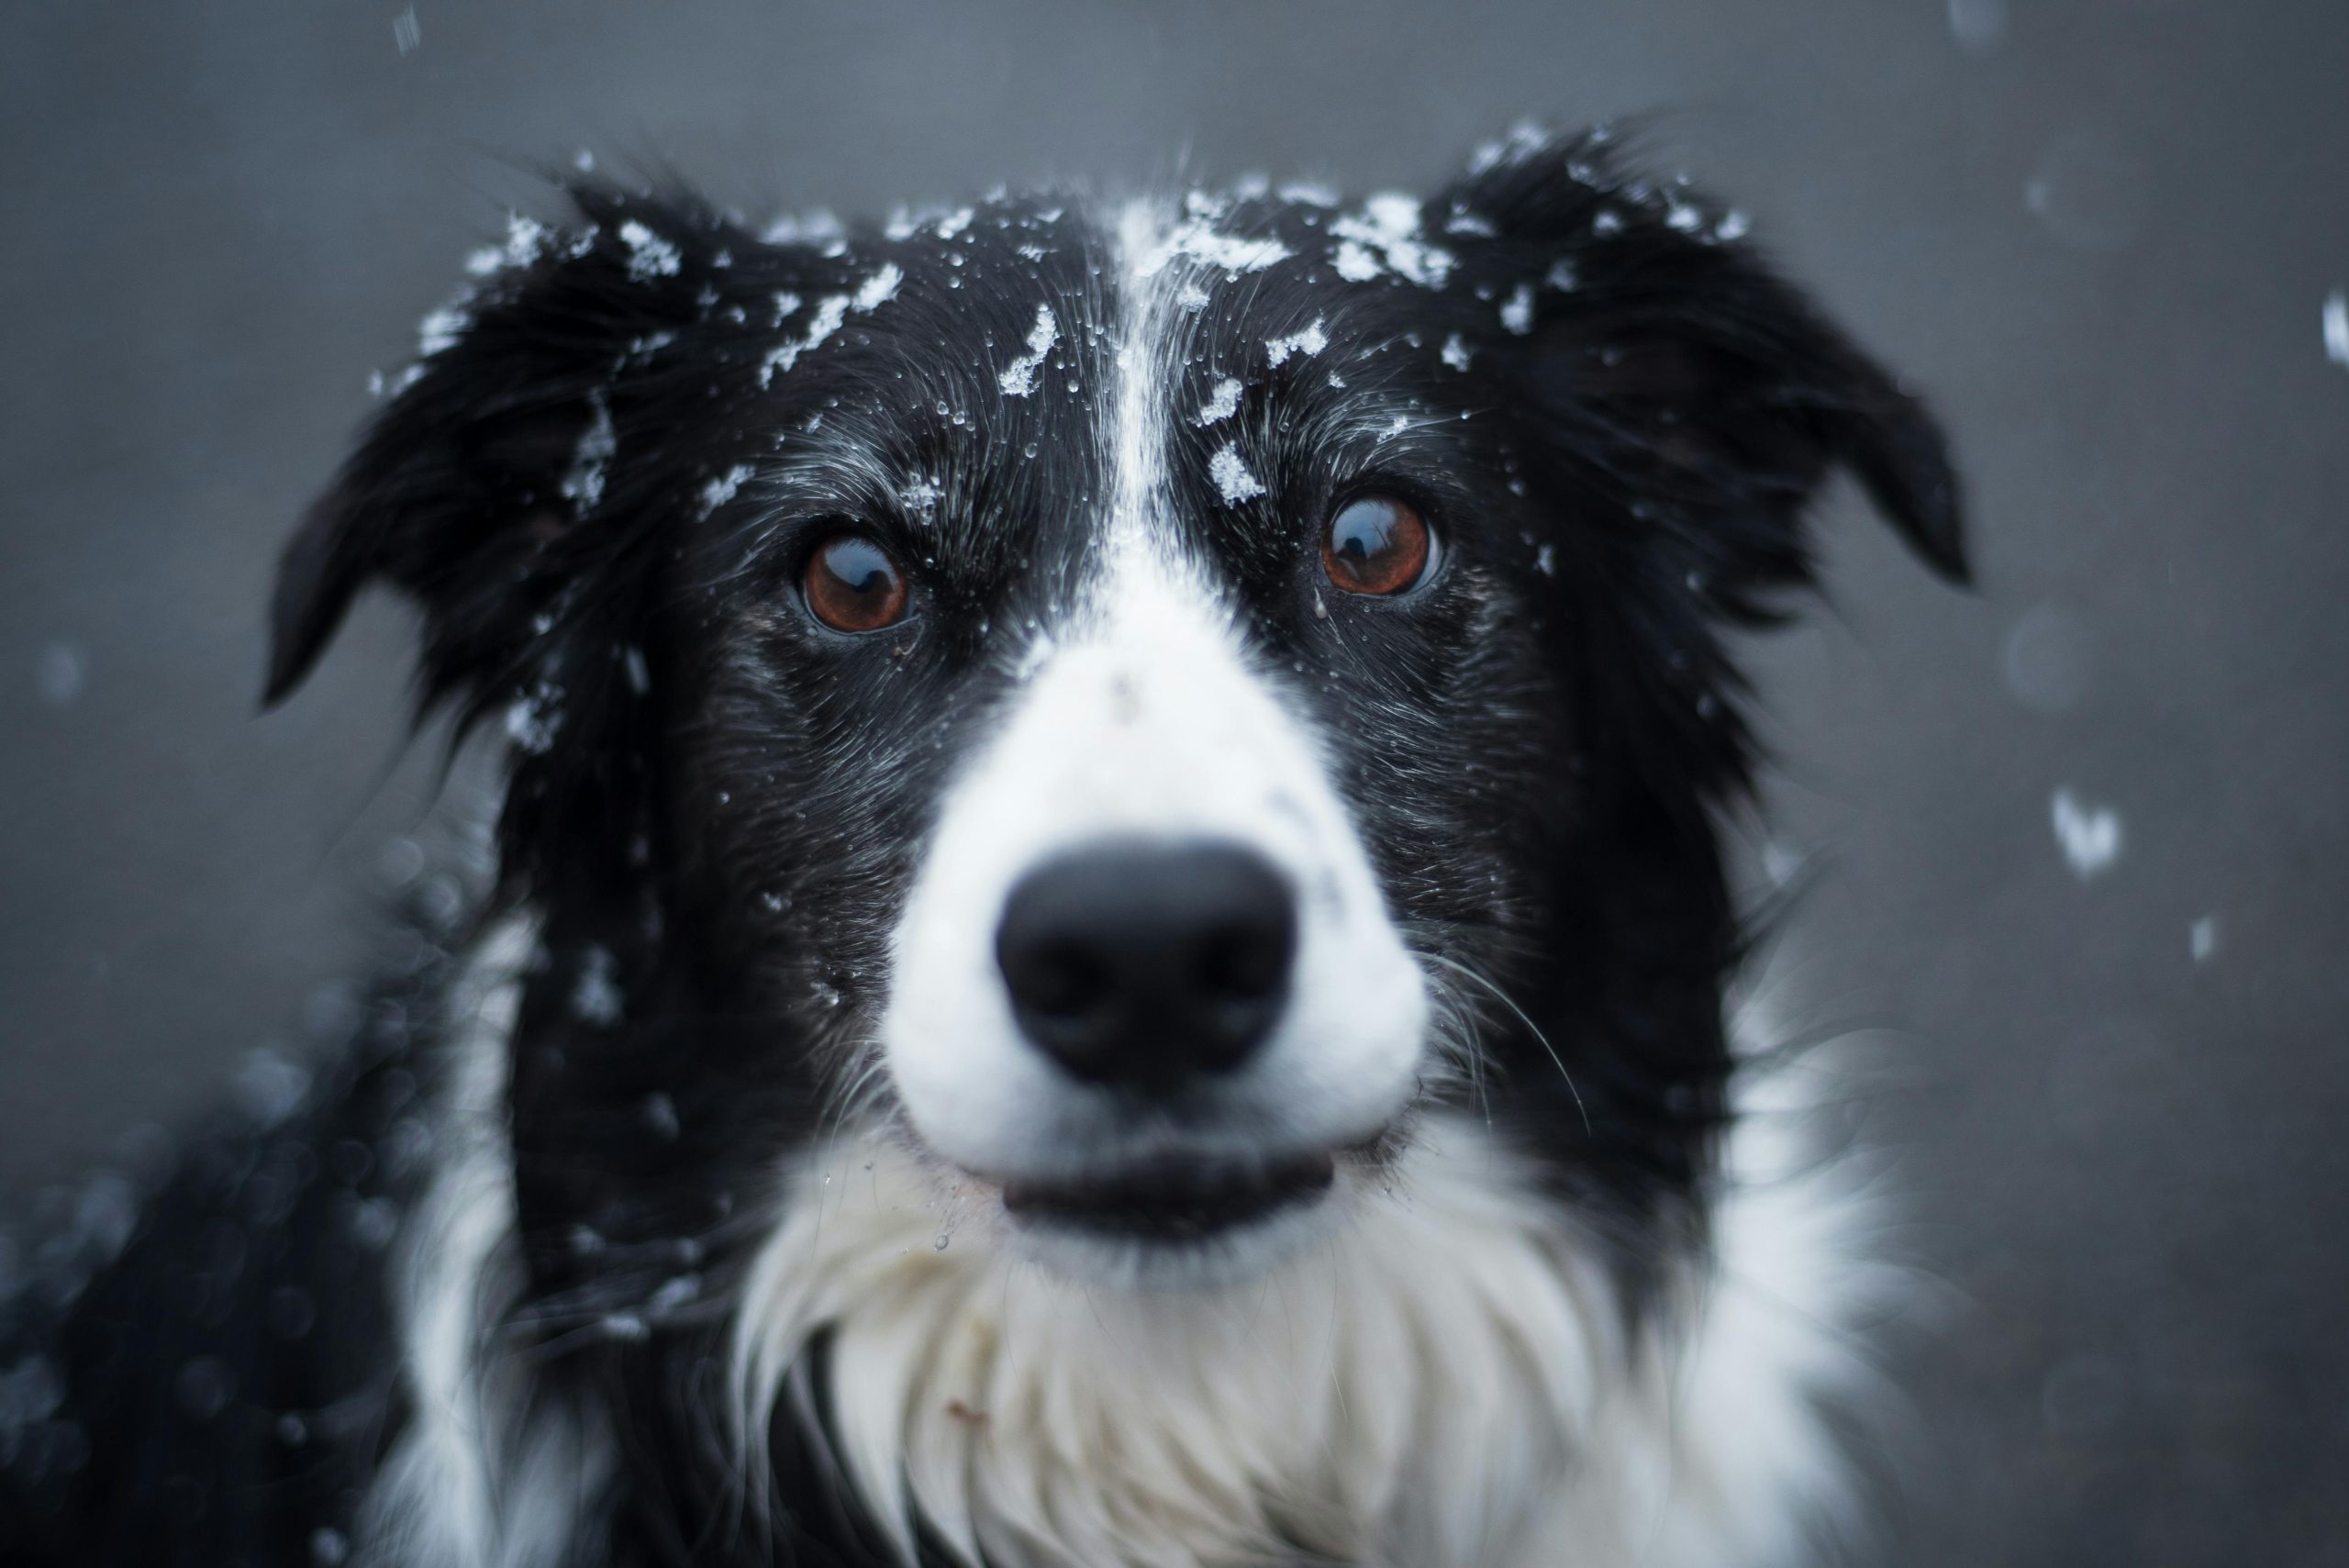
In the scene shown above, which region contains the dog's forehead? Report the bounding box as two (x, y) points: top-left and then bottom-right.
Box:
(747, 183), (1474, 544)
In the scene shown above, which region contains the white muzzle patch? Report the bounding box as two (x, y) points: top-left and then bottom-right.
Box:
(879, 539), (1428, 1278)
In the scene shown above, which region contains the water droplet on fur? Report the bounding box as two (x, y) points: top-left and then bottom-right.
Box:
(932, 1233), (951, 1251)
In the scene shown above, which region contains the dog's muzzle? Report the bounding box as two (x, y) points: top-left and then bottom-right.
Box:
(876, 560), (1429, 1279)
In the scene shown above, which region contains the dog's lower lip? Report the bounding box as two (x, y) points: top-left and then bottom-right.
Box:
(998, 1151), (1338, 1242)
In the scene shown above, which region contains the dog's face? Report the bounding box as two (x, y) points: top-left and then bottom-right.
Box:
(268, 132), (1961, 1297)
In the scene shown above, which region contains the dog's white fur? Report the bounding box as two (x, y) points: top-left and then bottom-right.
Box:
(881, 537), (1427, 1207)
(361, 921), (1884, 1568)
(358, 918), (616, 1568)
(731, 1094), (1876, 1568)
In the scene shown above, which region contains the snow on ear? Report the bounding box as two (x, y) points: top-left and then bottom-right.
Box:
(1438, 127), (1968, 601)
(263, 183), (745, 716)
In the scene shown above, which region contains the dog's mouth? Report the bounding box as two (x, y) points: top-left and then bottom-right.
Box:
(998, 1150), (1338, 1244)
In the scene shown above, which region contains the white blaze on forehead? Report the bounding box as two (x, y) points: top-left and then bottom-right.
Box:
(1106, 199), (1180, 556)
(875, 198), (1426, 1182)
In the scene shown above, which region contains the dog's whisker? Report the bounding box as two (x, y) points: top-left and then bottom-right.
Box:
(1420, 951), (1590, 1137)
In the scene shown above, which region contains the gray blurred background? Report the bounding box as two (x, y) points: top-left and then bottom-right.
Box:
(3, 1), (2344, 1562)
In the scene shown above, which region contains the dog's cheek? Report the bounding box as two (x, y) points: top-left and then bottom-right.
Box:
(659, 647), (931, 1041)
(1301, 579), (1563, 946)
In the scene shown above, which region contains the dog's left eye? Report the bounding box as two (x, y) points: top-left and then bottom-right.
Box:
(1322, 495), (1435, 596)
(803, 531), (909, 633)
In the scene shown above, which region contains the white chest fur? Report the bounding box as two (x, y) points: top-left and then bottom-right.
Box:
(732, 1094), (1877, 1568)
(367, 928), (1884, 1568)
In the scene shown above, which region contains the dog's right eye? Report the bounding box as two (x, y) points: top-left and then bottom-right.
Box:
(1322, 495), (1435, 597)
(803, 531), (909, 633)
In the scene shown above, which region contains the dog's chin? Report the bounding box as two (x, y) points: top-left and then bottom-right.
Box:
(987, 1150), (1347, 1291)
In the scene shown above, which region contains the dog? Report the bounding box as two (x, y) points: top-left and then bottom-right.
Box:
(0, 124), (1965, 1567)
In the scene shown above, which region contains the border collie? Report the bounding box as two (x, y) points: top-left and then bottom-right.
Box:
(0, 125), (1965, 1567)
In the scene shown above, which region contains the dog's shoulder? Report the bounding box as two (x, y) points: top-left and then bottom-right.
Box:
(0, 953), (456, 1563)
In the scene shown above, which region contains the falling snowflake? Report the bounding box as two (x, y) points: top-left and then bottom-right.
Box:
(2050, 788), (2122, 880)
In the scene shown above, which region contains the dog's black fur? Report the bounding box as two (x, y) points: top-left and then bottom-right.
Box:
(0, 128), (1962, 1566)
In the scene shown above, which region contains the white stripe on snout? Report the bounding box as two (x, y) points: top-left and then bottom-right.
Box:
(877, 201), (1427, 1192)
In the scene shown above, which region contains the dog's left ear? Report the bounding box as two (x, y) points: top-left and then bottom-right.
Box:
(1439, 134), (1968, 606)
(262, 184), (749, 721)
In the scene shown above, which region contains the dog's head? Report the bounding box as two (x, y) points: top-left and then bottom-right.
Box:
(269, 130), (1962, 1296)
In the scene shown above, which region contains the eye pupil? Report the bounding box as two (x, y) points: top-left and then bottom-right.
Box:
(1322, 496), (1432, 596)
(804, 532), (909, 632)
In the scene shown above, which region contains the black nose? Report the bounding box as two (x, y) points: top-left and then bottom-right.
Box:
(996, 840), (1297, 1090)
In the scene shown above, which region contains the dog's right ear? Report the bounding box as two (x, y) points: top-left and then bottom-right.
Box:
(262, 184), (751, 720)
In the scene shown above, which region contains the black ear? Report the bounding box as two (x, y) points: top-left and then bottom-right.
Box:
(1439, 130), (1968, 604)
(262, 183), (754, 717)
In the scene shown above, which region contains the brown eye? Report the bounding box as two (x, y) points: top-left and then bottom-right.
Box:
(802, 531), (908, 633)
(1322, 495), (1434, 596)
